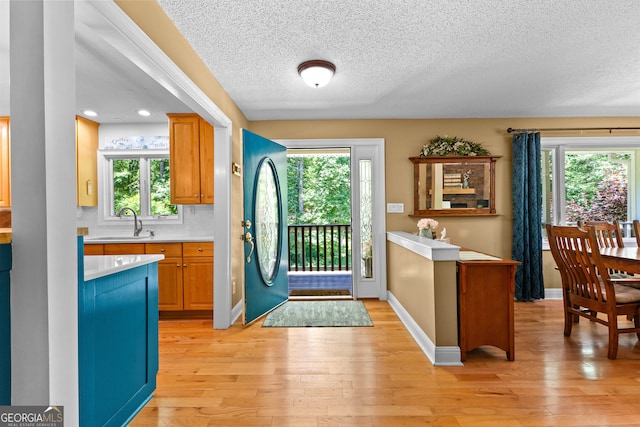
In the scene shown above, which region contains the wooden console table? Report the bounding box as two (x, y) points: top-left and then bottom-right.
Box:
(457, 251), (520, 361)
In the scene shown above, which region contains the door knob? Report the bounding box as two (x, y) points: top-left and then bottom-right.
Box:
(244, 231), (254, 263)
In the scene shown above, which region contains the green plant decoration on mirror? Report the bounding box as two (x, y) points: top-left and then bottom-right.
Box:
(420, 135), (491, 156)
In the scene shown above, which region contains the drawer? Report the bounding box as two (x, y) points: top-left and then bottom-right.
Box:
(103, 243), (145, 255)
(84, 244), (104, 255)
(145, 242), (182, 257)
(183, 242), (214, 257)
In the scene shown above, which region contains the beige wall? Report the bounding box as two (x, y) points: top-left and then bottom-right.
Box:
(252, 118), (640, 262)
(543, 250), (562, 289)
(387, 241), (458, 346)
(118, 1), (640, 295)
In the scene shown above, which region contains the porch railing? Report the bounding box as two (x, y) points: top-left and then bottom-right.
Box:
(288, 224), (351, 271)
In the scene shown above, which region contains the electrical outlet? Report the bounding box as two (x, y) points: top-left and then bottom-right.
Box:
(232, 279), (237, 295)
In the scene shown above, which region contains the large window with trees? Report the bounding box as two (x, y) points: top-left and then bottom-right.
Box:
(541, 137), (639, 237)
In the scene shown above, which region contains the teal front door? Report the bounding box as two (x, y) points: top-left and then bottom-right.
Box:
(242, 129), (288, 324)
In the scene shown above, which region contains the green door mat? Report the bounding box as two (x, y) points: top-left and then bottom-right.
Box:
(262, 301), (373, 327)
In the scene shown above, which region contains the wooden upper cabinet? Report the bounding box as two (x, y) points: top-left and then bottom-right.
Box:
(0, 117), (10, 208)
(198, 118), (215, 204)
(167, 113), (214, 204)
(76, 116), (99, 207)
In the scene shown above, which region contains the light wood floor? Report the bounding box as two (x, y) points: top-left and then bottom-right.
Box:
(130, 299), (640, 427)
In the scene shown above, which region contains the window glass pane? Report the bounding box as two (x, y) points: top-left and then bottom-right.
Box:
(360, 159), (373, 279)
(565, 152), (629, 223)
(112, 158), (140, 214)
(150, 158), (177, 216)
(541, 150), (553, 233)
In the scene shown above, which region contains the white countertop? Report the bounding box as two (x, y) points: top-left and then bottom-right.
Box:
(84, 254), (164, 281)
(84, 235), (214, 244)
(387, 231), (460, 261)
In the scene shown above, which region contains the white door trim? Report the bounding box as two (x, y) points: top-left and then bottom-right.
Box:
(277, 138), (387, 300)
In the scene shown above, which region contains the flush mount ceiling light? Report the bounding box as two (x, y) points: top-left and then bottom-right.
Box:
(137, 109), (151, 117)
(83, 110), (98, 117)
(297, 60), (336, 88)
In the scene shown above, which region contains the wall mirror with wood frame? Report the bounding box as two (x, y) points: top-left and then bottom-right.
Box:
(409, 155), (500, 216)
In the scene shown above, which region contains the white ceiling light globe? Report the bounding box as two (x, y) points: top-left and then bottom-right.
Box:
(298, 60), (336, 88)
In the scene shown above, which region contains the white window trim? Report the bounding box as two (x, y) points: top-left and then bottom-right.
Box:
(97, 149), (183, 226)
(541, 136), (640, 227)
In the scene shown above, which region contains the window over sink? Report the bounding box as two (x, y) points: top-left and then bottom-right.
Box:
(99, 150), (182, 224)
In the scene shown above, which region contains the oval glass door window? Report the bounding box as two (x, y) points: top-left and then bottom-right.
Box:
(254, 158), (281, 285)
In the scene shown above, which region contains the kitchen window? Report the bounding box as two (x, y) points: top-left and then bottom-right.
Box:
(99, 150), (181, 223)
(541, 136), (640, 239)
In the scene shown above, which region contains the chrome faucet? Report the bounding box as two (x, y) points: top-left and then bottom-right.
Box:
(116, 207), (143, 236)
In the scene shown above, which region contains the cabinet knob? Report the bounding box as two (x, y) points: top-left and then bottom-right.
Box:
(176, 264), (180, 268)
(183, 264), (187, 267)
(198, 247), (203, 252)
(160, 248), (165, 252)
(194, 194), (198, 198)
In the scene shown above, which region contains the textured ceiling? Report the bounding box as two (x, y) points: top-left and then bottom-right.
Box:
(2, 1), (640, 124)
(157, 0), (640, 121)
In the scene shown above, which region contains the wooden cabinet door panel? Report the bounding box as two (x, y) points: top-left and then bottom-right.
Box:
(0, 117), (10, 208)
(457, 260), (518, 361)
(157, 257), (184, 311)
(198, 118), (214, 203)
(168, 114), (201, 204)
(183, 257), (213, 310)
(76, 116), (99, 207)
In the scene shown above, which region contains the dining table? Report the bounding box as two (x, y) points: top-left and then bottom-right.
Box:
(599, 247), (640, 275)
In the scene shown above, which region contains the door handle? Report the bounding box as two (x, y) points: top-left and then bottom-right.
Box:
(244, 231), (254, 263)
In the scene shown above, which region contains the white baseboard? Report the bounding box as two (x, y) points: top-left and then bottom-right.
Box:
(386, 291), (463, 366)
(544, 288), (563, 300)
(231, 300), (243, 325)
(386, 288), (561, 367)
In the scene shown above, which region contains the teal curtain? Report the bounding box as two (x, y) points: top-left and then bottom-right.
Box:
(512, 132), (544, 301)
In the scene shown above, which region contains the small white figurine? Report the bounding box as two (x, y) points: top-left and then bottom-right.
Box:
(440, 227), (447, 240)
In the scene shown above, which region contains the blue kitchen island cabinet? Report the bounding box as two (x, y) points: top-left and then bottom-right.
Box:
(79, 254), (162, 427)
(0, 241), (11, 405)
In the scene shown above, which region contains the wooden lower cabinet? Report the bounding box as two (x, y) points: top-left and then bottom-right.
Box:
(146, 243), (184, 311)
(183, 257), (213, 310)
(84, 241), (213, 314)
(457, 255), (520, 361)
(182, 242), (214, 310)
(148, 241), (214, 312)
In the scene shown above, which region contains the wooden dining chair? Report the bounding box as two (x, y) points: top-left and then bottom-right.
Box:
(546, 224), (640, 359)
(577, 220), (624, 248)
(633, 220), (640, 247)
(577, 220), (633, 279)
